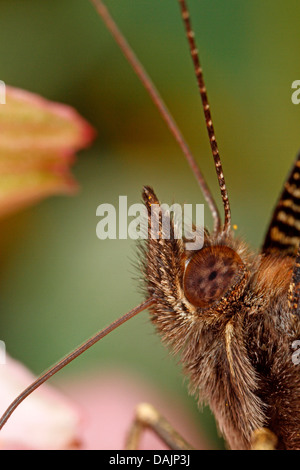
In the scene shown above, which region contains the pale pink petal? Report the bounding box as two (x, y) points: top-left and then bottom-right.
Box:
(61, 370), (210, 450)
(0, 355), (82, 450)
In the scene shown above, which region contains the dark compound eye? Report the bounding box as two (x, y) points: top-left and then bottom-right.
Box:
(183, 246), (245, 308)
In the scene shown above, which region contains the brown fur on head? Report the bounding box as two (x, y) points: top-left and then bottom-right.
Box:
(141, 186), (300, 450)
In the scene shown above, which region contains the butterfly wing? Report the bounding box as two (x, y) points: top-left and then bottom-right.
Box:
(262, 152), (300, 256)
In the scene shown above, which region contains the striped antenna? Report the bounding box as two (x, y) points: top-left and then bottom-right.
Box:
(178, 0), (231, 234)
(91, 0), (221, 233)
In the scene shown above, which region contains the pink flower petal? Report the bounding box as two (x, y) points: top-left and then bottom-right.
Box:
(61, 370), (210, 450)
(0, 355), (82, 450)
(0, 87), (95, 152)
(0, 86), (95, 217)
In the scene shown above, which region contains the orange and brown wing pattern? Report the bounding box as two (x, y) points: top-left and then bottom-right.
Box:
(288, 249), (300, 317)
(262, 152), (300, 256)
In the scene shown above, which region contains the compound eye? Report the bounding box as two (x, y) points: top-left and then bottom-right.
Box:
(183, 246), (244, 308)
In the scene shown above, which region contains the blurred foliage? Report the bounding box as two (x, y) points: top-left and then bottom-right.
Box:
(0, 0), (299, 449)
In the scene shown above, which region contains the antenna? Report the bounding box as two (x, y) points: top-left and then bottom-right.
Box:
(0, 298), (154, 430)
(178, 0), (231, 234)
(91, 0), (222, 233)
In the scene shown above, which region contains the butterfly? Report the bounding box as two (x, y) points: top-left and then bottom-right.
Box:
(0, 0), (299, 450)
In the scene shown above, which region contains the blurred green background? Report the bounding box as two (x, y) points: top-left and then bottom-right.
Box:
(0, 0), (299, 449)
